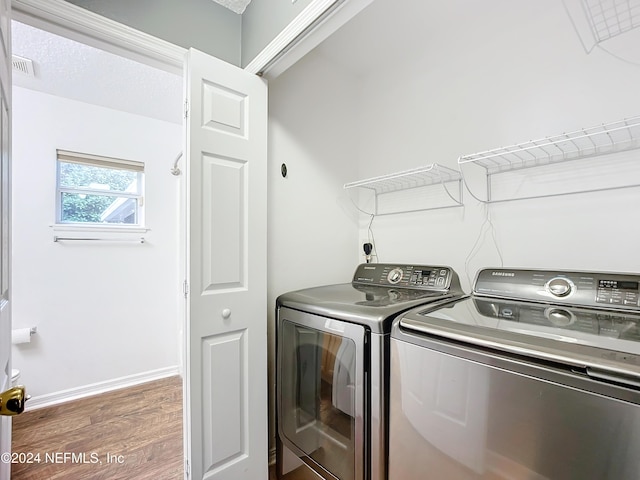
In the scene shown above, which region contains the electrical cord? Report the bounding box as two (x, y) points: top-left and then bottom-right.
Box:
(464, 203), (504, 287)
(346, 188), (380, 263)
(596, 43), (640, 67)
(367, 213), (379, 263)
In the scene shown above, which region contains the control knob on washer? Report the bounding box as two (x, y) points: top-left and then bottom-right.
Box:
(387, 268), (404, 284)
(545, 277), (575, 298)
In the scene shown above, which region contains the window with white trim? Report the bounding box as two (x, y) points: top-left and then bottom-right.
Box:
(56, 150), (144, 226)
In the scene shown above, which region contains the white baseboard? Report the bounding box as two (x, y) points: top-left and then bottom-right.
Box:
(25, 366), (181, 411)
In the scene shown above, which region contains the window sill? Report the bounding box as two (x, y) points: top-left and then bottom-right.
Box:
(51, 224), (150, 234)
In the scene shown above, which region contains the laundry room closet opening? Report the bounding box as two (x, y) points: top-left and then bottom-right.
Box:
(10, 17), (183, 409)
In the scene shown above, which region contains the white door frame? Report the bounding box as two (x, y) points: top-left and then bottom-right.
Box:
(0, 0), (12, 476)
(9, 0), (372, 476)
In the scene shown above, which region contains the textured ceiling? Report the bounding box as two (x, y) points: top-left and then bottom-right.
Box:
(212, 0), (252, 14)
(11, 21), (182, 125)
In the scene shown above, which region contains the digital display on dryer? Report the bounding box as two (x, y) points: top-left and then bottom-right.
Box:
(414, 270), (433, 276)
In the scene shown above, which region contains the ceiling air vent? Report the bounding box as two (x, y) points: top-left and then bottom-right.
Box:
(12, 55), (35, 77)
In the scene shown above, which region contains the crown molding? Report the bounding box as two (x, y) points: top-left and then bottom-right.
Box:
(12, 0), (373, 79)
(244, 0), (338, 75)
(245, 0), (373, 79)
(12, 0), (186, 74)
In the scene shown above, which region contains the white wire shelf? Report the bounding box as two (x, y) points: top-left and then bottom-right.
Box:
(344, 164), (463, 215)
(582, 0), (640, 44)
(459, 116), (640, 172)
(458, 115), (640, 202)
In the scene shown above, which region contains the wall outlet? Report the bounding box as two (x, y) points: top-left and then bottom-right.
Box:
(361, 239), (372, 260)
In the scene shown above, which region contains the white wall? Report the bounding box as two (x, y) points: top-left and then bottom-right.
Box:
(353, 0), (640, 290)
(12, 87), (182, 403)
(268, 49), (361, 447)
(260, 0), (640, 455)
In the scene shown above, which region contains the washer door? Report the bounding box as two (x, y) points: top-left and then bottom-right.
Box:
(278, 307), (366, 480)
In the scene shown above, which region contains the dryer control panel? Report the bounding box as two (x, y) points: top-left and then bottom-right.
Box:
(475, 268), (640, 311)
(353, 263), (459, 291)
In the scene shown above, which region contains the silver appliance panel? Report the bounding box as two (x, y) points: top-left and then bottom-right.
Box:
(276, 263), (465, 480)
(277, 263), (464, 334)
(352, 263), (455, 290)
(389, 334), (640, 480)
(474, 268), (640, 311)
(389, 268), (640, 479)
(399, 296), (640, 383)
(277, 284), (457, 333)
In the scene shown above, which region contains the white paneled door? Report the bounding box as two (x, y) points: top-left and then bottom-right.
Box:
(0, 0), (11, 478)
(184, 48), (268, 480)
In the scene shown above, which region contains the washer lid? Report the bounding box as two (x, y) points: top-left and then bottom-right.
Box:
(277, 283), (459, 333)
(397, 296), (640, 383)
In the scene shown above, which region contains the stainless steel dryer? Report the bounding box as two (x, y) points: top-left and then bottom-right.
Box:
(276, 263), (464, 480)
(390, 267), (640, 480)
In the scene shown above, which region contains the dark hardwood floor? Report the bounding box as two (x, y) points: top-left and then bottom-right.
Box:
(11, 376), (290, 480)
(10, 375), (183, 480)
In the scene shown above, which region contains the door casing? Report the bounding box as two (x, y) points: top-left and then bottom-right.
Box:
(7, 1), (373, 478)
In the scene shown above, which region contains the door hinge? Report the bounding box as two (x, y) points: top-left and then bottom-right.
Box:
(184, 458), (190, 477)
(184, 100), (189, 119)
(183, 280), (189, 298)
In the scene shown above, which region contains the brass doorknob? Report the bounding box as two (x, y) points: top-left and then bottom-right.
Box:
(0, 386), (28, 416)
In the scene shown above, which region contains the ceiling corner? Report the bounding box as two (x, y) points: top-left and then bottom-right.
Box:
(211, 0), (253, 15)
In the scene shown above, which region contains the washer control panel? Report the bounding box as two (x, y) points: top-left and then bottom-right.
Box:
(475, 268), (640, 311)
(353, 263), (456, 290)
